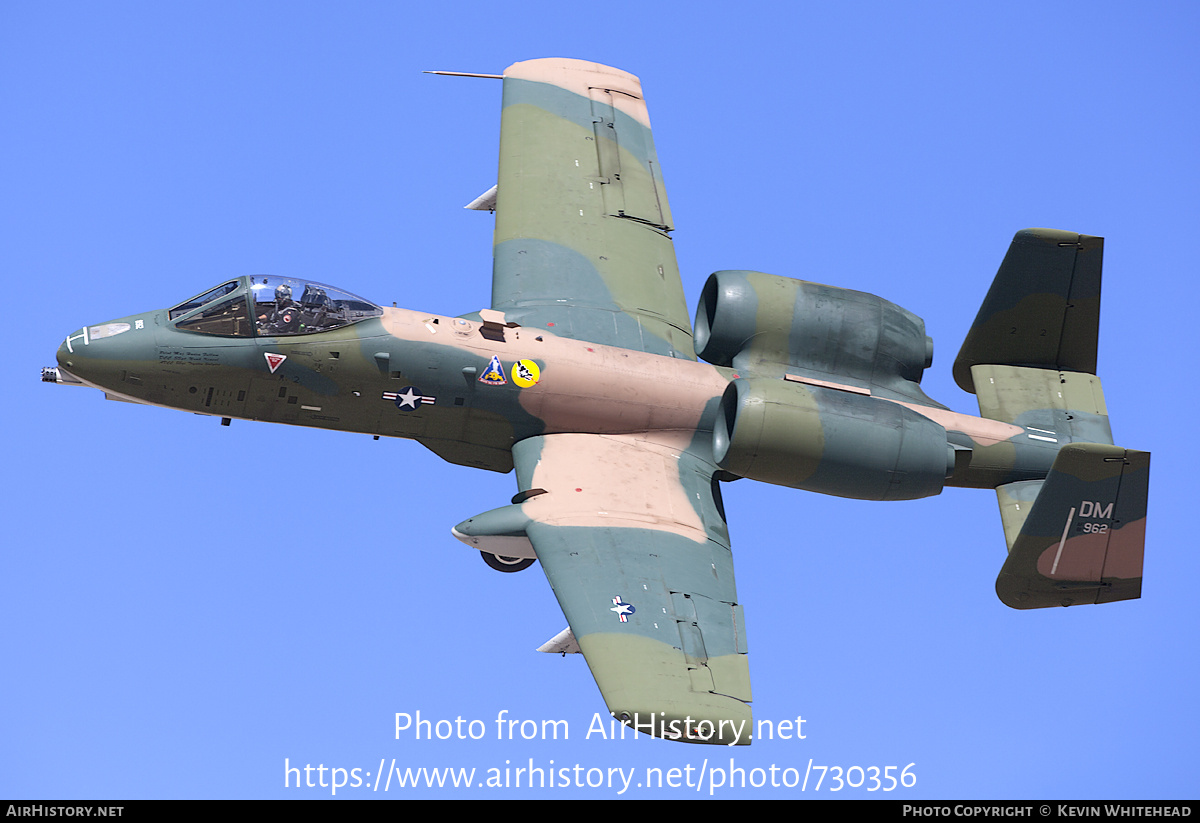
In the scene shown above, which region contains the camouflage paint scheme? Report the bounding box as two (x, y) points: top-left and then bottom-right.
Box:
(47, 59), (1149, 746)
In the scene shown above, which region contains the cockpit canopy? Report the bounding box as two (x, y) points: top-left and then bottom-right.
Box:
(169, 276), (382, 337)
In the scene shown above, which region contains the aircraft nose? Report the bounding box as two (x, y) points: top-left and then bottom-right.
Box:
(54, 317), (150, 389)
(55, 336), (72, 368)
(56, 327), (105, 387)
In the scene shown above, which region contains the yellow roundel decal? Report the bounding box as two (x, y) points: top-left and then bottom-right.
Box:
(511, 359), (541, 388)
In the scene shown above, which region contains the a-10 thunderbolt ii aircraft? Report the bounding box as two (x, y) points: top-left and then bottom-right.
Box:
(46, 58), (1149, 746)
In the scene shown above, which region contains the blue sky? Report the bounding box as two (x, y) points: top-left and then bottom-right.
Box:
(3, 1), (1197, 799)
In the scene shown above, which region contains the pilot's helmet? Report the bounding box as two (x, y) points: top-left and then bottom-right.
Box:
(275, 283), (293, 303)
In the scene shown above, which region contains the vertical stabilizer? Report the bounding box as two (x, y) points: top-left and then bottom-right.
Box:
(954, 229), (1102, 394)
(995, 444), (1149, 608)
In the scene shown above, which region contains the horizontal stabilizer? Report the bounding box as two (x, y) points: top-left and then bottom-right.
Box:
(971, 363), (1113, 444)
(955, 229), (1103, 394)
(996, 443), (1149, 609)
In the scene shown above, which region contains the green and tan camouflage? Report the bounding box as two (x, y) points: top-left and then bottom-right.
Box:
(46, 58), (1149, 746)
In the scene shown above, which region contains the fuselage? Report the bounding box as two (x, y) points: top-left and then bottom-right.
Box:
(52, 276), (1063, 490)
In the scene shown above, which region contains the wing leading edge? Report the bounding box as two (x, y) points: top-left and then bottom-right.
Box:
(490, 58), (695, 359)
(512, 433), (752, 745)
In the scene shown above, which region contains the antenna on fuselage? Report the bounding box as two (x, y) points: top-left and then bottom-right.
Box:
(422, 70), (503, 79)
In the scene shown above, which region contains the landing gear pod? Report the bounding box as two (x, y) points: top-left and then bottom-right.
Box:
(452, 504), (537, 572)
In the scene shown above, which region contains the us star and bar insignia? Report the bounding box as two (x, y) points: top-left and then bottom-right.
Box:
(610, 596), (636, 623)
(382, 387), (435, 410)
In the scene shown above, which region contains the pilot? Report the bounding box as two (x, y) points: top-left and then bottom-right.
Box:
(258, 283), (301, 334)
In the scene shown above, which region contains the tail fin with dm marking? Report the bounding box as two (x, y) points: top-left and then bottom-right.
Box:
(995, 444), (1149, 608)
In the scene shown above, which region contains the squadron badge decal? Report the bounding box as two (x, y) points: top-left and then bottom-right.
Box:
(479, 355), (507, 385)
(511, 359), (541, 388)
(264, 352), (287, 374)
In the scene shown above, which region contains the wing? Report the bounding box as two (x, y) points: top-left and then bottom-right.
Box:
(489, 58), (695, 359)
(512, 433), (752, 745)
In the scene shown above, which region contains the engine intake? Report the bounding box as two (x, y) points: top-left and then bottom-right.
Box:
(695, 270), (934, 401)
(713, 378), (954, 501)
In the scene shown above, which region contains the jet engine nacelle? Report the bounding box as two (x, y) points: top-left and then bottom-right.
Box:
(694, 270), (934, 391)
(713, 378), (955, 501)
